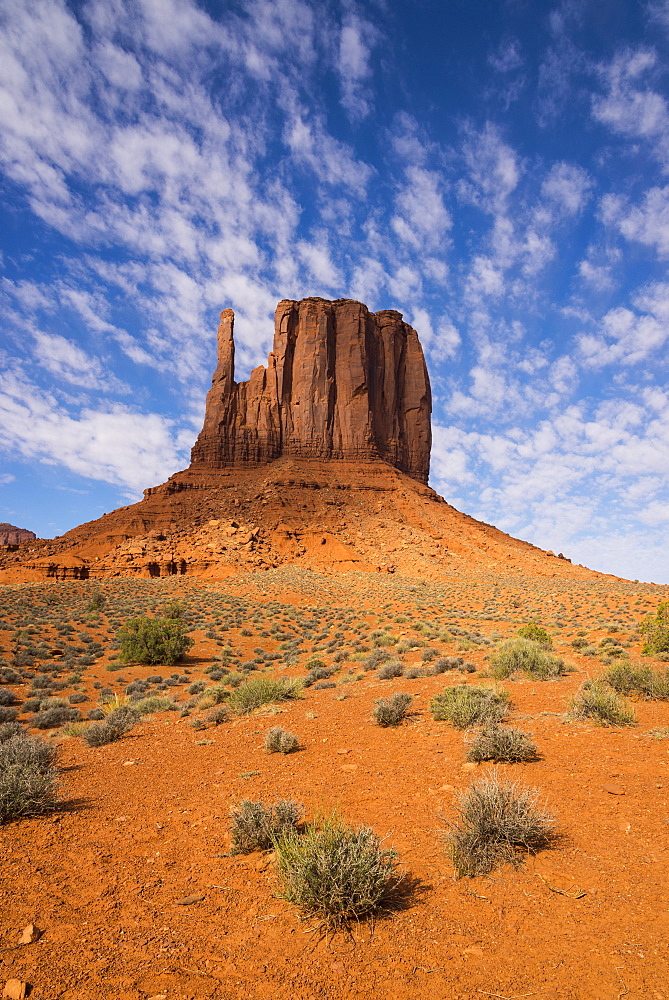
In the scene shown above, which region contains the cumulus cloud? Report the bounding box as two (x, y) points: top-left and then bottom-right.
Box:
(0, 370), (192, 494)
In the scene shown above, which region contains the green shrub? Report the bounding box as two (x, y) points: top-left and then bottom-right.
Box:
(273, 816), (401, 928)
(490, 639), (566, 680)
(230, 798), (302, 853)
(569, 680), (635, 726)
(517, 623), (552, 648)
(117, 616), (193, 665)
(466, 725), (538, 763)
(372, 692), (412, 727)
(0, 735), (59, 823)
(229, 676), (302, 714)
(640, 601), (669, 656)
(446, 772), (555, 877)
(603, 662), (669, 700)
(264, 726), (299, 753)
(431, 685), (509, 728)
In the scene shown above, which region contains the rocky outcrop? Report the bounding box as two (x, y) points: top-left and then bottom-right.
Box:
(190, 297), (432, 483)
(0, 523), (36, 546)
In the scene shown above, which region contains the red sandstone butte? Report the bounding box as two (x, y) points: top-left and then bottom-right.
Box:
(190, 297), (432, 483)
(0, 523), (36, 546)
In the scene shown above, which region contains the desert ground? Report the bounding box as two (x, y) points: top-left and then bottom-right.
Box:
(1, 565), (668, 1000)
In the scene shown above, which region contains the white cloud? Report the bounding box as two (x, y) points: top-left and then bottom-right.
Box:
(459, 123), (521, 214)
(338, 16), (377, 121)
(592, 48), (669, 168)
(391, 166), (451, 252)
(601, 185), (669, 257)
(540, 162), (592, 216)
(0, 369), (192, 493)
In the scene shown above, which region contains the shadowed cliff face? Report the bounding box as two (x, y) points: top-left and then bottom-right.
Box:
(190, 297), (432, 483)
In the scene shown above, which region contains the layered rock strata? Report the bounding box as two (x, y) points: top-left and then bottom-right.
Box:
(190, 297), (432, 483)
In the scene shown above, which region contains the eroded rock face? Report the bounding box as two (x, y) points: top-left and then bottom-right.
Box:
(0, 523), (36, 546)
(190, 297), (432, 483)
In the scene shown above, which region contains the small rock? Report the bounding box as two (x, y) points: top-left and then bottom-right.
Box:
(122, 760), (138, 767)
(3, 981), (28, 1000)
(174, 893), (206, 905)
(17, 924), (39, 945)
(461, 762), (478, 771)
(603, 783), (625, 795)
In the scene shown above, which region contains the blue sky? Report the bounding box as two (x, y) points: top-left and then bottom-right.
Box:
(1, 0), (668, 583)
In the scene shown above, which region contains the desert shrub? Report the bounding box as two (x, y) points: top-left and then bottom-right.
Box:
(83, 722), (120, 746)
(446, 772), (555, 877)
(34, 706), (81, 729)
(147, 675), (164, 684)
(569, 680), (635, 726)
(571, 636), (589, 649)
(230, 798), (302, 853)
(362, 649), (390, 671)
(116, 616), (193, 666)
(87, 708), (105, 720)
(404, 666), (431, 679)
(0, 734), (59, 823)
(0, 721), (24, 743)
(229, 676), (302, 714)
(304, 665), (335, 686)
(85, 588), (106, 612)
(433, 656), (462, 673)
(466, 725), (538, 763)
(420, 647), (439, 662)
(604, 662), (669, 699)
(188, 681), (206, 695)
(0, 689), (16, 706)
(265, 726), (299, 753)
(517, 623), (552, 648)
(372, 692), (412, 727)
(68, 692), (88, 704)
(431, 685), (509, 728)
(490, 639), (566, 681)
(640, 601), (669, 656)
(377, 660), (403, 680)
(135, 696), (177, 715)
(274, 816), (400, 928)
(313, 680), (336, 689)
(83, 704), (139, 746)
(207, 704), (231, 725)
(0, 707), (18, 724)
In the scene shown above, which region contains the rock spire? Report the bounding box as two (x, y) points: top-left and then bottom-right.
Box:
(190, 297), (432, 483)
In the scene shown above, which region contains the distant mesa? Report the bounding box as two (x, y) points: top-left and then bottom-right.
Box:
(0, 523), (36, 547)
(191, 297), (432, 483)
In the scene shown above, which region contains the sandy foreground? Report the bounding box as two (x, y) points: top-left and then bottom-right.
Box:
(1, 568), (668, 1000)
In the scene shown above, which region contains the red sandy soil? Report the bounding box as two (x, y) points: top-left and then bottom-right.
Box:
(1, 570), (668, 1000)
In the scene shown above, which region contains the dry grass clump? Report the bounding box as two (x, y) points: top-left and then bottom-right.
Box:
(446, 772), (555, 877)
(273, 815), (401, 928)
(603, 662), (669, 699)
(490, 639), (566, 680)
(0, 734), (59, 823)
(372, 692), (412, 727)
(569, 680), (635, 726)
(265, 726), (299, 753)
(229, 676), (302, 714)
(430, 685), (509, 728)
(466, 724), (538, 763)
(229, 798), (302, 853)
